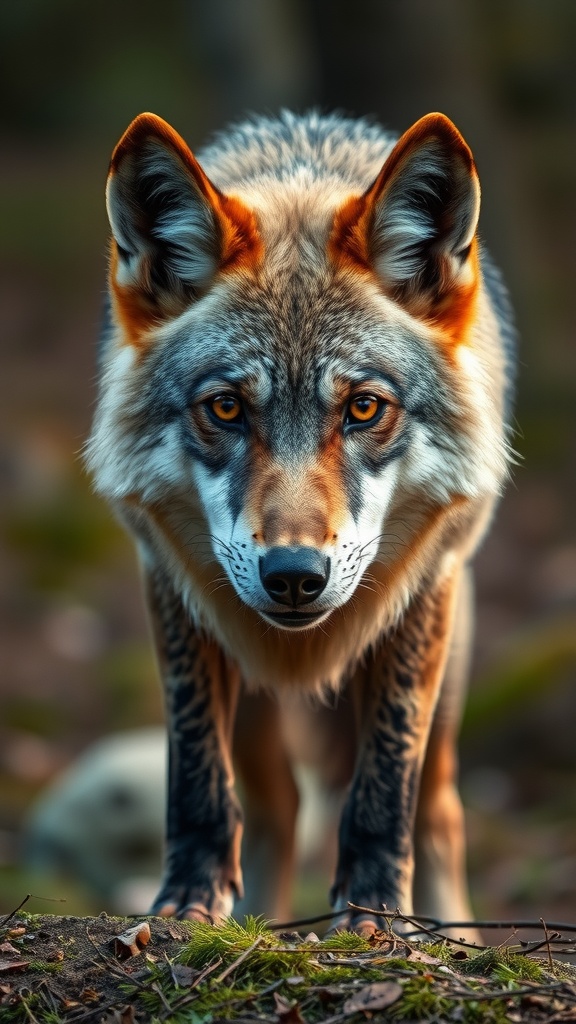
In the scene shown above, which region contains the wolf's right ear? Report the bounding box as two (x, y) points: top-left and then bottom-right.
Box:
(106, 113), (261, 338)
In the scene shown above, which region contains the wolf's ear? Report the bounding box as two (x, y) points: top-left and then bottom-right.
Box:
(331, 114), (480, 335)
(106, 113), (261, 334)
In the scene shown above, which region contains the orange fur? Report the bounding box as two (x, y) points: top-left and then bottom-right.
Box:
(328, 112), (480, 347)
(108, 243), (159, 350)
(328, 193), (373, 273)
(430, 238), (480, 346)
(110, 115), (263, 272)
(245, 439), (346, 549)
(108, 113), (263, 347)
(138, 485), (474, 697)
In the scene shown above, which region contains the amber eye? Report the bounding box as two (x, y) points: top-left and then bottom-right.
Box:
(210, 394), (243, 423)
(346, 394), (382, 425)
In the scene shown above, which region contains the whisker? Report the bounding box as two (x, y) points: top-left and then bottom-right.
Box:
(355, 581), (380, 597)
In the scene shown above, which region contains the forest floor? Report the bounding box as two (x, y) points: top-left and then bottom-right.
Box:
(2, 911), (576, 1023)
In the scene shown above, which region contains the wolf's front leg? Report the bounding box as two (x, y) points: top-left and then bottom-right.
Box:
(145, 570), (243, 921)
(330, 575), (458, 935)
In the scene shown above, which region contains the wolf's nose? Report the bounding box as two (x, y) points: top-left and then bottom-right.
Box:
(259, 547), (330, 607)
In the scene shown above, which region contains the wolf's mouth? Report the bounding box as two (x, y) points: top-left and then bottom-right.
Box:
(261, 609), (328, 630)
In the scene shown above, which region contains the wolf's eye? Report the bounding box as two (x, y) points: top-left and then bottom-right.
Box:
(210, 394), (243, 423)
(346, 394), (382, 426)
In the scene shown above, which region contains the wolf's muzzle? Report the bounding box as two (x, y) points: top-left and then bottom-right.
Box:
(259, 547), (330, 607)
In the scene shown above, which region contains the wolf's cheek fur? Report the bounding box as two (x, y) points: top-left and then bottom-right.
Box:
(86, 345), (187, 503)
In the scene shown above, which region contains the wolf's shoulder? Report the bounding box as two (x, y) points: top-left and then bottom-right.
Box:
(197, 110), (397, 190)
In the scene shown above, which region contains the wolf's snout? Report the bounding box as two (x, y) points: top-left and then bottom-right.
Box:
(259, 547), (330, 606)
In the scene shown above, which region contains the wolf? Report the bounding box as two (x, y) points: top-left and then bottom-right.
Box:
(87, 109), (515, 934)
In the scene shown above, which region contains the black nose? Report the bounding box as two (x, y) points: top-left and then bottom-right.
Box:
(259, 547), (330, 607)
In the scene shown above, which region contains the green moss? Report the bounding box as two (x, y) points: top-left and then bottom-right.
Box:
(313, 965), (387, 985)
(421, 939), (455, 963)
(460, 946), (544, 981)
(26, 959), (63, 973)
(320, 929), (371, 951)
(390, 975), (450, 1020)
(176, 914), (269, 966)
(177, 915), (320, 986)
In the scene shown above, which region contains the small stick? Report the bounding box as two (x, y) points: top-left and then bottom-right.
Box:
(520, 935), (562, 956)
(540, 917), (554, 972)
(213, 934), (264, 985)
(497, 927), (518, 950)
(0, 893), (67, 928)
(158, 957), (223, 1020)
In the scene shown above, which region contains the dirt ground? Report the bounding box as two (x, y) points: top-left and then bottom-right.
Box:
(0, 912), (193, 1022)
(2, 911), (576, 1023)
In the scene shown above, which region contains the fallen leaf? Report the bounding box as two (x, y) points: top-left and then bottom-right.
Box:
(408, 948), (444, 966)
(0, 942), (20, 955)
(170, 963), (196, 987)
(113, 921), (151, 960)
(0, 954), (30, 973)
(368, 930), (399, 948)
(273, 990), (305, 1022)
(367, 935), (399, 954)
(79, 987), (101, 1003)
(343, 980), (403, 1014)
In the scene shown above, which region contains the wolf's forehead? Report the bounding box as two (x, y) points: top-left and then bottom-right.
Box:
(159, 273), (445, 411)
(247, 292), (440, 404)
(202, 277), (402, 365)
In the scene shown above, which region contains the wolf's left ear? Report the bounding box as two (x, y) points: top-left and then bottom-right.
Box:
(106, 113), (261, 335)
(331, 114), (480, 334)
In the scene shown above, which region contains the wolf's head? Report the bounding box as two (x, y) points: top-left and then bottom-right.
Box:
(88, 111), (509, 661)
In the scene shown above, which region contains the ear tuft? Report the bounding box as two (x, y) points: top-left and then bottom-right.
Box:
(105, 113), (262, 337)
(371, 114), (480, 297)
(331, 113), (481, 336)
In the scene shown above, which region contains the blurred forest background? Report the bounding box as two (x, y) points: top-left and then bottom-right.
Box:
(1, 0), (575, 926)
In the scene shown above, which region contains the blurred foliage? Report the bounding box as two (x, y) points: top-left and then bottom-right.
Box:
(0, 0), (198, 142)
(98, 644), (163, 729)
(4, 479), (122, 592)
(3, 698), (72, 741)
(463, 616), (576, 736)
(0, 868), (98, 918)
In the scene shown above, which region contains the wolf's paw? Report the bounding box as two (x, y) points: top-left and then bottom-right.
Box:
(150, 884), (235, 923)
(154, 901), (217, 923)
(328, 909), (388, 937)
